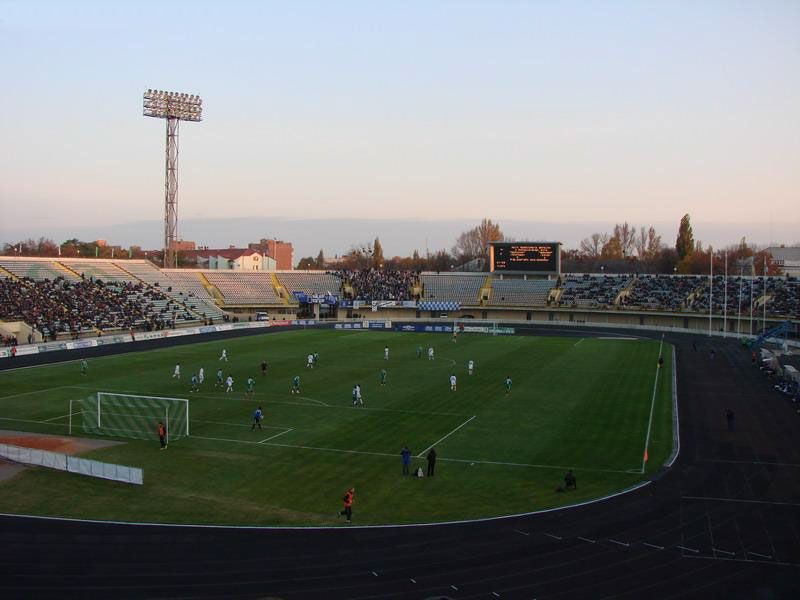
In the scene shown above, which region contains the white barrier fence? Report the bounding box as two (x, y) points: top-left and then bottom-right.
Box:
(0, 443), (143, 485)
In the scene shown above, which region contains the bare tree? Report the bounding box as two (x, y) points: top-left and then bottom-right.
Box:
(612, 222), (636, 258)
(635, 227), (648, 260)
(579, 233), (608, 258)
(645, 226), (662, 258)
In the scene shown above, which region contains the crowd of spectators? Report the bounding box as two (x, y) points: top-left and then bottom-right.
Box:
(621, 275), (704, 311)
(0, 276), (197, 341)
(336, 269), (418, 302)
(558, 274), (631, 308)
(1, 334), (17, 347)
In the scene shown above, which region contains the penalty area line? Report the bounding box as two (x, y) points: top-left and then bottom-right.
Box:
(417, 415), (476, 458)
(259, 428), (294, 443)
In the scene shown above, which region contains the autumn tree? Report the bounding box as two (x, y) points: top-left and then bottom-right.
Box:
(453, 218), (504, 263)
(675, 214), (695, 260)
(373, 237), (385, 268)
(601, 235), (624, 259)
(315, 249), (325, 268)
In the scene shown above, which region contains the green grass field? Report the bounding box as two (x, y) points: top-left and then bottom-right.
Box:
(0, 329), (673, 525)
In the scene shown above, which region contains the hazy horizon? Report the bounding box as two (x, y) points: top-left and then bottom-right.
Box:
(1, 1), (798, 254)
(1, 215), (796, 262)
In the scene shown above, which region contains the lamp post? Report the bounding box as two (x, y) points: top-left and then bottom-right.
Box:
(143, 90), (203, 269)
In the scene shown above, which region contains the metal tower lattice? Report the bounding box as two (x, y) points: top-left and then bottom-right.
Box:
(143, 90), (203, 268)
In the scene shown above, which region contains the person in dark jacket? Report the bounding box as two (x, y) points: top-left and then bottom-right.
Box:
(426, 447), (437, 477)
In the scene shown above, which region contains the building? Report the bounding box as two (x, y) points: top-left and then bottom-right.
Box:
(169, 240), (197, 252)
(767, 246), (800, 277)
(186, 248), (276, 271)
(248, 239), (294, 270)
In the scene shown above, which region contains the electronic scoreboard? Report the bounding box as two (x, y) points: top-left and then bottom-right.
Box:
(489, 242), (561, 274)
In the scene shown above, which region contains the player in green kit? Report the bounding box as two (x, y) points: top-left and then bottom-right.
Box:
(80, 360), (88, 376)
(416, 346), (422, 359)
(246, 376), (255, 395)
(190, 374), (199, 393)
(216, 368), (224, 388)
(380, 369), (387, 386)
(291, 375), (300, 395)
(505, 376), (512, 395)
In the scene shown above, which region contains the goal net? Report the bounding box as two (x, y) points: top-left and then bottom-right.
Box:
(75, 392), (189, 444)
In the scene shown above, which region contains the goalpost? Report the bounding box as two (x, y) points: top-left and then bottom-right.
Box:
(72, 392), (189, 443)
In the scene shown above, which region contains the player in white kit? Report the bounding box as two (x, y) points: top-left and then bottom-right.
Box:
(449, 374), (457, 391)
(225, 375), (234, 392)
(468, 360), (474, 375)
(219, 349), (228, 362)
(428, 347), (434, 361)
(172, 363), (181, 379)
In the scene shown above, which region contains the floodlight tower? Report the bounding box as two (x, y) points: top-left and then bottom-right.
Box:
(142, 89), (203, 268)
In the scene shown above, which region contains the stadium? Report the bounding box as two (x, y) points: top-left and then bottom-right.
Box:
(1, 252), (798, 598)
(3, 2), (800, 598)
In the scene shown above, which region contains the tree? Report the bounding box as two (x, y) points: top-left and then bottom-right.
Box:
(373, 237), (384, 268)
(675, 214), (694, 260)
(453, 218), (504, 262)
(636, 226), (663, 261)
(612, 222), (636, 258)
(580, 233), (608, 258)
(315, 249), (325, 269)
(297, 256), (316, 270)
(601, 235), (624, 260)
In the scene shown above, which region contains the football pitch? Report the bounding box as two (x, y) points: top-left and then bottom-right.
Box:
(0, 329), (674, 526)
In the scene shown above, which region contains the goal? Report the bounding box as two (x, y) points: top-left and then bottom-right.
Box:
(72, 392), (189, 444)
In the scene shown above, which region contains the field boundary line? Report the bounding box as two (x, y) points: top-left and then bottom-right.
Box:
(259, 428), (294, 443)
(573, 338), (584, 347)
(417, 415), (476, 458)
(665, 344), (680, 468)
(192, 434), (636, 473)
(641, 335), (664, 473)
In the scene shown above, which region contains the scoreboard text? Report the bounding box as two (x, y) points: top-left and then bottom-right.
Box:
(490, 242), (560, 274)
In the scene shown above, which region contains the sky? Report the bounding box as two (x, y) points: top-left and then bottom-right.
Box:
(1, 0), (798, 258)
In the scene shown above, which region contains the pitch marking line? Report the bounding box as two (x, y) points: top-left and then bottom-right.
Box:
(0, 385), (75, 401)
(258, 429), (293, 443)
(194, 419), (286, 430)
(573, 338), (584, 347)
(417, 415), (476, 457)
(41, 413), (71, 422)
(0, 416), (66, 427)
(69, 386), (469, 418)
(641, 334), (665, 473)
